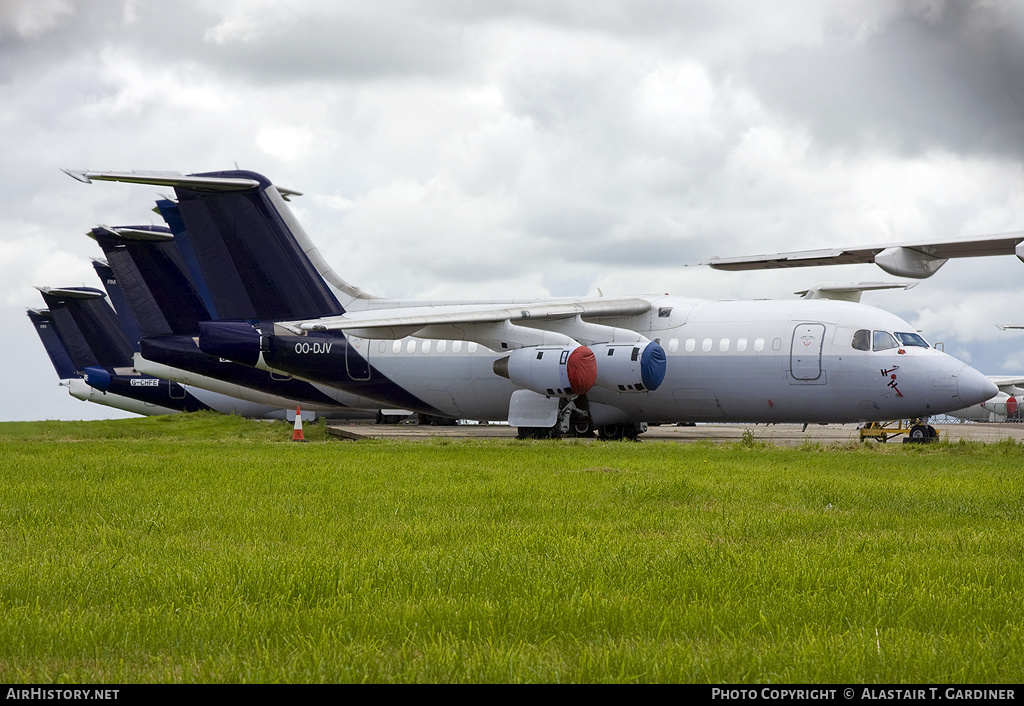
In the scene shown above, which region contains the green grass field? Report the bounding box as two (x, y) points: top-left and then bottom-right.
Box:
(1, 413), (1022, 683)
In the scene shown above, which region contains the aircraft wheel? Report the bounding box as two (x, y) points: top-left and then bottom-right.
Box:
(598, 424), (624, 441)
(419, 414), (458, 426)
(517, 427), (554, 440)
(571, 421), (594, 438)
(906, 424), (938, 443)
(622, 423), (644, 441)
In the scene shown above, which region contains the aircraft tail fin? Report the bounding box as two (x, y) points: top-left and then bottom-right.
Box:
(36, 287), (134, 368)
(171, 170), (360, 320)
(90, 226), (211, 337)
(91, 259), (142, 351)
(68, 169), (371, 320)
(27, 309), (79, 379)
(153, 199), (220, 319)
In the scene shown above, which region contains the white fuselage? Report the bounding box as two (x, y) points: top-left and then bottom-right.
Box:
(261, 296), (994, 425)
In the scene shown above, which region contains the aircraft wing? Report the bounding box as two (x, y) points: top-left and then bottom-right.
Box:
(287, 298), (654, 349)
(988, 376), (1024, 391)
(794, 281), (917, 303)
(698, 232), (1024, 279)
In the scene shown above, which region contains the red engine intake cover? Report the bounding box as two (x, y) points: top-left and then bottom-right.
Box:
(566, 346), (597, 395)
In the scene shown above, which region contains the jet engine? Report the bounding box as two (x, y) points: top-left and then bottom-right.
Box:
(589, 341), (667, 393)
(83, 366), (111, 392)
(493, 344), (597, 397)
(981, 392), (1021, 419)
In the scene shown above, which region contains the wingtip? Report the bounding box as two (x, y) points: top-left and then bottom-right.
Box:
(62, 169), (92, 184)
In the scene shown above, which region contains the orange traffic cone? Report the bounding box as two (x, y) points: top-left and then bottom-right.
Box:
(291, 406), (307, 442)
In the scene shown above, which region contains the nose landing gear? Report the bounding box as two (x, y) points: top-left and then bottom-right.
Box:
(859, 419), (938, 443)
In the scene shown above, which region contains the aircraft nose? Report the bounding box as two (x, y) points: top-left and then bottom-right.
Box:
(957, 365), (998, 407)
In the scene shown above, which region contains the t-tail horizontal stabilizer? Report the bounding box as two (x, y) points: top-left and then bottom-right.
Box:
(63, 170), (261, 191)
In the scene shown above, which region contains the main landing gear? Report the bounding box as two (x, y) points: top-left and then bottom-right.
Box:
(513, 394), (649, 441)
(516, 421), (648, 441)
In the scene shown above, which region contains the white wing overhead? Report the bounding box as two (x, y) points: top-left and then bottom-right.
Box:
(698, 232), (1024, 279)
(988, 376), (1024, 392)
(286, 298), (655, 351)
(794, 282), (918, 303)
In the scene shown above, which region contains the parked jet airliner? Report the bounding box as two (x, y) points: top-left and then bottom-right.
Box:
(65, 169), (997, 439)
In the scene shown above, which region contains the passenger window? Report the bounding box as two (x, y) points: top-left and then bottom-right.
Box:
(852, 329), (870, 351)
(685, 338), (695, 352)
(872, 331), (898, 351)
(737, 338), (747, 352)
(668, 338), (679, 352)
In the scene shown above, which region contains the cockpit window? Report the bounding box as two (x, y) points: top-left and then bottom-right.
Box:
(872, 331), (899, 351)
(895, 332), (929, 348)
(851, 329), (870, 351)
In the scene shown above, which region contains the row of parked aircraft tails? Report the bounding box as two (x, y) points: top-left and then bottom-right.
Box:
(29, 167), (1017, 438)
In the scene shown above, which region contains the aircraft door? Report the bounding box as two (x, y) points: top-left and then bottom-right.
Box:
(345, 336), (371, 381)
(791, 323), (825, 381)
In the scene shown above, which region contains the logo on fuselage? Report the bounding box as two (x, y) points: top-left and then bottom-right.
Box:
(881, 366), (903, 397)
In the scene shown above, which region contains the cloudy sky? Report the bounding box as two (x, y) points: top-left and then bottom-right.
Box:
(2, 0), (1024, 421)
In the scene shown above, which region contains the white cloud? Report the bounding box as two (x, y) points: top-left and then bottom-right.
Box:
(0, 228), (95, 308)
(0, 0), (73, 39)
(256, 125), (318, 163)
